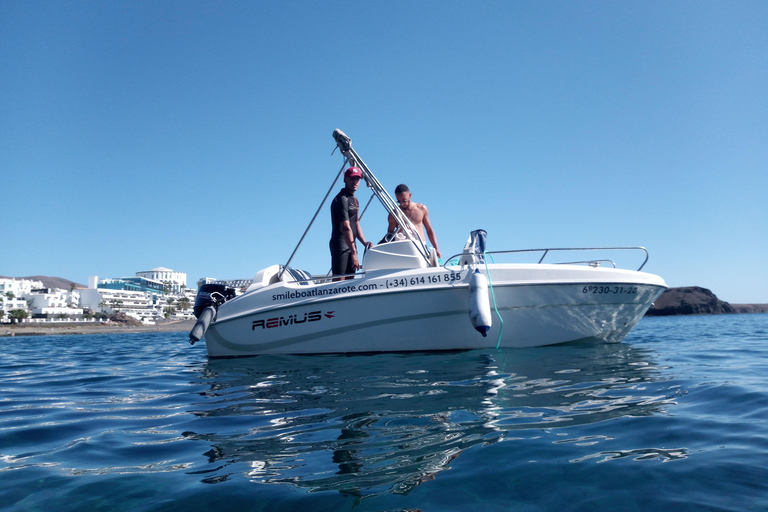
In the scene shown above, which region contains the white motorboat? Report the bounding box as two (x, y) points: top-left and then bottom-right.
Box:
(190, 130), (667, 357)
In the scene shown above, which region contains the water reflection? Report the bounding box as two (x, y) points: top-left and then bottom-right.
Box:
(184, 342), (675, 496)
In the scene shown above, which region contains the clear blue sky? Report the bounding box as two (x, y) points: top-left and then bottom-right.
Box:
(2, 1), (766, 303)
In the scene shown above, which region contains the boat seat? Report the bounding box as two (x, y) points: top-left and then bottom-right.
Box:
(280, 266), (313, 285)
(246, 264), (312, 292)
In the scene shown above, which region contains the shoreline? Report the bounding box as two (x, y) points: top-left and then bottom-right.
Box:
(2, 319), (196, 337)
(4, 306), (767, 338)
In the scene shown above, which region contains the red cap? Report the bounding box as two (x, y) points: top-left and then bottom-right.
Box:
(345, 167), (362, 179)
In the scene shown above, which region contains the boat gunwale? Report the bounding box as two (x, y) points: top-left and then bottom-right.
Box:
(211, 275), (668, 328)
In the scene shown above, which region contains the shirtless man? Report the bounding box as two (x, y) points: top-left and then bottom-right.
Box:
(386, 184), (442, 259)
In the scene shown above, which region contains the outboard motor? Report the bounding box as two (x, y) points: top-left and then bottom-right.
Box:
(460, 229), (487, 267)
(189, 284), (237, 345)
(193, 284), (237, 318)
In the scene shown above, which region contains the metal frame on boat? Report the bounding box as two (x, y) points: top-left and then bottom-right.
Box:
(190, 130), (667, 357)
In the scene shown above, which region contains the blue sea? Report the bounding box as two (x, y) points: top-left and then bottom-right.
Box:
(2, 314), (767, 512)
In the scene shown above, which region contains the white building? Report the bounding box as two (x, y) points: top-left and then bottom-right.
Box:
(80, 287), (155, 315)
(1, 277), (44, 298)
(136, 267), (187, 294)
(197, 277), (252, 290)
(27, 289), (83, 318)
(1, 277), (85, 322)
(80, 272), (195, 323)
(1, 296), (29, 321)
(1, 277), (39, 321)
(2, 270), (194, 325)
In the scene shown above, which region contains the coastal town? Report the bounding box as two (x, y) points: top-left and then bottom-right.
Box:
(0, 268), (245, 328)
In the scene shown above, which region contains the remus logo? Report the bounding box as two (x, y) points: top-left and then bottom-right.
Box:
(252, 311), (332, 330)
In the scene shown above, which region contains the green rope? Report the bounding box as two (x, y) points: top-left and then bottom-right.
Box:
(483, 252), (504, 349)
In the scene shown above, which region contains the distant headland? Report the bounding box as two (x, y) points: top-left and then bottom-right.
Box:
(645, 286), (768, 316)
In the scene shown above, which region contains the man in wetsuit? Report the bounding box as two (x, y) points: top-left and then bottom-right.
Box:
(330, 166), (373, 281)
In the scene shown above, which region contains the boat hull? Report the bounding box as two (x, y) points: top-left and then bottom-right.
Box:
(201, 264), (666, 357)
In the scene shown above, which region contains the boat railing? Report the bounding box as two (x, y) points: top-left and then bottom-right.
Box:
(276, 272), (366, 286)
(558, 259), (616, 268)
(443, 246), (650, 272)
(307, 272), (361, 285)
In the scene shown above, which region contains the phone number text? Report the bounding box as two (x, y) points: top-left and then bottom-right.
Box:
(384, 272), (463, 289)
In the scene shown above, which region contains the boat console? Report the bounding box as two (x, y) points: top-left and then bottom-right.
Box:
(363, 240), (436, 271)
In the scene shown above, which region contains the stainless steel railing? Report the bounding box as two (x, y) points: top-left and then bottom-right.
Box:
(443, 246), (650, 272)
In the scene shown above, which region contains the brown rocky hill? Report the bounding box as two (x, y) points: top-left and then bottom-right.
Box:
(646, 286), (768, 316)
(0, 275), (86, 290)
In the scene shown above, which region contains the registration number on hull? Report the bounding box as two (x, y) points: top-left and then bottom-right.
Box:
(582, 285), (639, 295)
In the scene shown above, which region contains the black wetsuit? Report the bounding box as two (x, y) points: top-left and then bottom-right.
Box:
(329, 188), (359, 275)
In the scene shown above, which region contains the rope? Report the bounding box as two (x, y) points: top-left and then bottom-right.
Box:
(483, 252), (504, 349)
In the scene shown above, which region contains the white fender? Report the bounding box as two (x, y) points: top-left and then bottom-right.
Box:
(189, 305), (216, 344)
(468, 268), (492, 337)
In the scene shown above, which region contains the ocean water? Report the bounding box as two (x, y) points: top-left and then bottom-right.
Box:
(1, 314), (767, 512)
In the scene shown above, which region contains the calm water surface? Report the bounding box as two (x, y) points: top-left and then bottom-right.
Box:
(2, 314), (767, 511)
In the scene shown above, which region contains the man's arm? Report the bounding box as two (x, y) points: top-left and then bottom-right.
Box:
(421, 206), (441, 258)
(387, 213), (398, 234)
(356, 219), (372, 250)
(340, 220), (362, 270)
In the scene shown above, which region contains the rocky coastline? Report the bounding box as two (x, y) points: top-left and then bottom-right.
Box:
(2, 318), (196, 337)
(645, 286), (768, 316)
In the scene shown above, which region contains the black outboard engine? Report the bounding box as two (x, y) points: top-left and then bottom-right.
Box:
(190, 284), (238, 345)
(193, 283), (237, 318)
